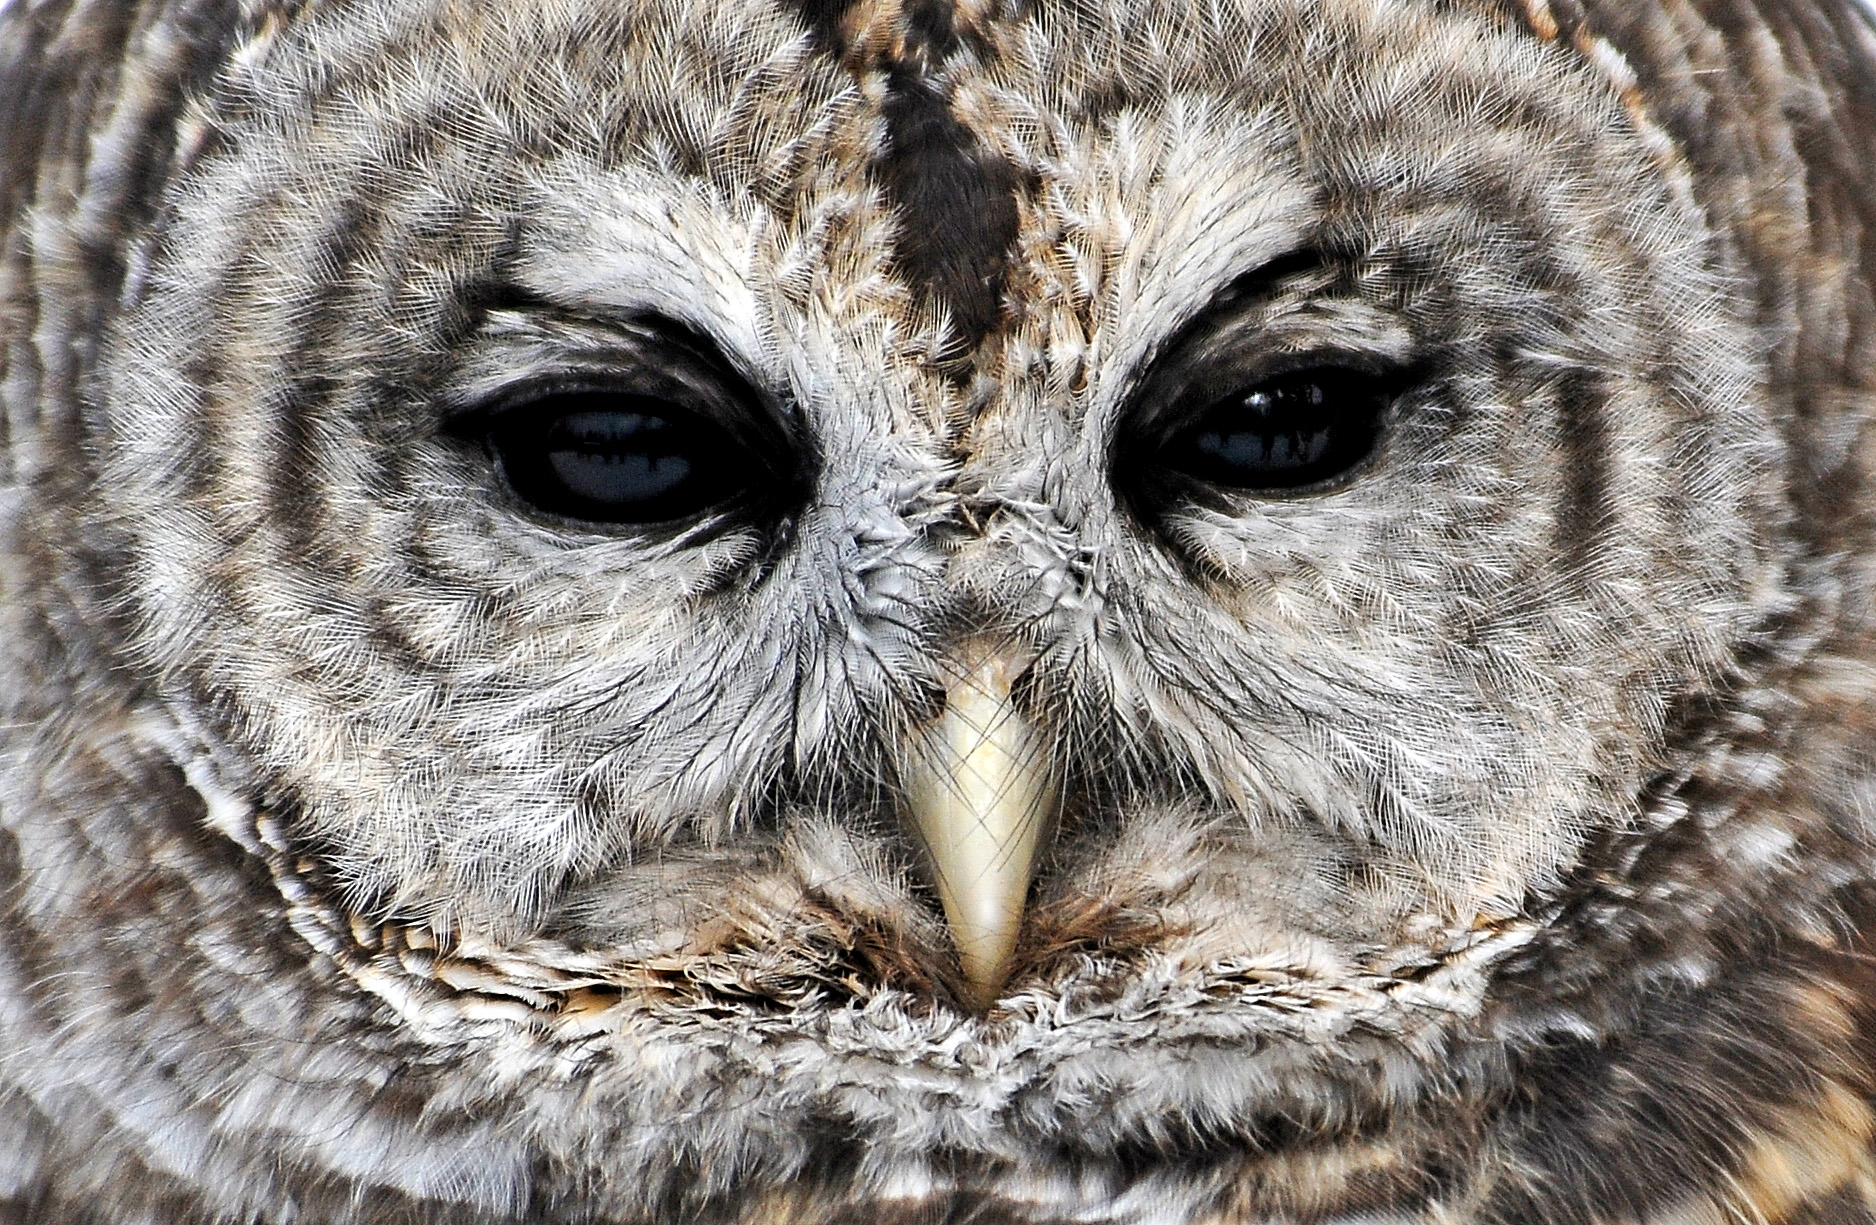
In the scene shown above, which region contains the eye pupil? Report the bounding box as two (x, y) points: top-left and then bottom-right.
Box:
(1155, 368), (1389, 492)
(545, 442), (693, 505)
(545, 411), (695, 505)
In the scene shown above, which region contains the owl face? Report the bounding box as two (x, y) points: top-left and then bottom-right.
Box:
(100, 0), (1788, 1198)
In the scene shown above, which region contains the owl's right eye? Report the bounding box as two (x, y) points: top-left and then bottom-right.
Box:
(485, 390), (766, 525)
(451, 313), (802, 530)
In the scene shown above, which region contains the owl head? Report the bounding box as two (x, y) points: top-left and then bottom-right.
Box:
(9, 0), (1875, 1218)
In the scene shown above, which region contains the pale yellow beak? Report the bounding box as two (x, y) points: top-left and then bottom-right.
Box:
(901, 643), (1057, 1011)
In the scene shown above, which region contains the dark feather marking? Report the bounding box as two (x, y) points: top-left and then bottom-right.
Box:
(1493, 958), (1876, 1223)
(1551, 0), (1876, 559)
(1779, 1186), (1876, 1225)
(877, 63), (1021, 351)
(261, 99), (462, 585)
(1553, 369), (1613, 578)
(780, 0), (1022, 353)
(781, 0), (852, 61)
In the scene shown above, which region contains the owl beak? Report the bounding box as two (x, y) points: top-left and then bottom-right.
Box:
(901, 643), (1057, 1012)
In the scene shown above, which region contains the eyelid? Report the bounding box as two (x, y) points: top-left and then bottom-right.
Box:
(447, 372), (725, 434)
(1127, 347), (1415, 448)
(1118, 288), (1418, 445)
(435, 309), (801, 466)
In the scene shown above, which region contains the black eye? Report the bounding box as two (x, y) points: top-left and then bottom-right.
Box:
(486, 390), (766, 525)
(1153, 367), (1391, 492)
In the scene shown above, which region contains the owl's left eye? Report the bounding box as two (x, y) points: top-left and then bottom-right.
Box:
(1153, 367), (1392, 492)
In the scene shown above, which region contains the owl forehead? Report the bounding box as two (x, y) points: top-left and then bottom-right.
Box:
(210, 0), (1605, 431)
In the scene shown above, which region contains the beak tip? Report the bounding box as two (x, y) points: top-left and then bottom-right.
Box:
(956, 980), (1002, 1014)
(953, 931), (1020, 1013)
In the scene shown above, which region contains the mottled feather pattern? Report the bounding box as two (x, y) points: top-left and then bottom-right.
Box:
(2, 0), (1876, 1221)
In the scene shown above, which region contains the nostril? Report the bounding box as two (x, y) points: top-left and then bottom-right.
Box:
(902, 678), (948, 727)
(1006, 654), (1048, 721)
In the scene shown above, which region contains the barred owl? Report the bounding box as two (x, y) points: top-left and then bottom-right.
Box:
(4, 0), (1876, 1221)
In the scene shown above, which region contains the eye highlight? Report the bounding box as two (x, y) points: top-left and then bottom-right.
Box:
(488, 391), (758, 524)
(1155, 367), (1392, 492)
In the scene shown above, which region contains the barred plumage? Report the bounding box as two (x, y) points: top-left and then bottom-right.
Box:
(3, 0), (1875, 1221)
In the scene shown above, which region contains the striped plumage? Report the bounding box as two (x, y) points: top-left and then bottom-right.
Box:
(3, 0), (1876, 1220)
